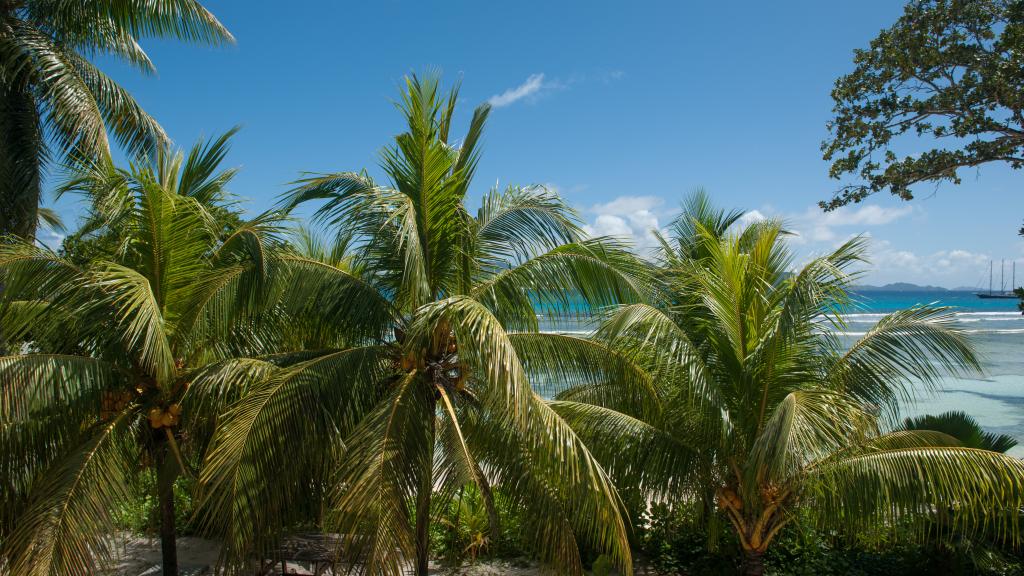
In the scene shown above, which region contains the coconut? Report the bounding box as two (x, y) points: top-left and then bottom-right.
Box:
(148, 408), (164, 429)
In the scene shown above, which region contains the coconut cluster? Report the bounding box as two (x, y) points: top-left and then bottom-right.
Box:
(717, 487), (743, 511)
(148, 404), (183, 429)
(100, 390), (136, 420)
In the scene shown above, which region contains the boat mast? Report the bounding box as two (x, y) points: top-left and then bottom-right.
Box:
(990, 260), (994, 295)
(1001, 259), (1006, 292)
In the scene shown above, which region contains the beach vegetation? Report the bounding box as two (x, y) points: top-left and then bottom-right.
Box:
(552, 194), (1024, 575)
(193, 74), (647, 576)
(0, 132), (281, 576)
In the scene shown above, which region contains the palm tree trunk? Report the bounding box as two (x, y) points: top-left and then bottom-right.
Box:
(0, 84), (42, 356)
(414, 395), (437, 576)
(742, 548), (765, 576)
(414, 477), (431, 576)
(157, 444), (180, 575)
(0, 83), (43, 240)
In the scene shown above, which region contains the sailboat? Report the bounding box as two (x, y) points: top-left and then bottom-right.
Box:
(977, 259), (1018, 299)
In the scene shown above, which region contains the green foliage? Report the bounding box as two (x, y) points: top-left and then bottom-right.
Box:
(902, 411), (1018, 453)
(636, 504), (1024, 576)
(592, 554), (614, 576)
(113, 474), (196, 537)
(431, 485), (532, 566)
(0, 132), (282, 576)
(0, 0), (233, 239)
(196, 73), (647, 576)
(634, 503), (741, 575)
(555, 192), (1024, 574)
(821, 0), (1024, 211)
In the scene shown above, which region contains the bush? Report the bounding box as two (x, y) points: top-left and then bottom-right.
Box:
(431, 485), (530, 566)
(631, 502), (1024, 576)
(113, 472), (196, 536)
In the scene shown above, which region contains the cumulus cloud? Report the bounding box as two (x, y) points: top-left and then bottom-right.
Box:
(737, 209), (766, 228)
(789, 204), (914, 243)
(488, 74), (546, 108)
(582, 195), (669, 254)
(569, 192), (987, 286)
(865, 240), (991, 287)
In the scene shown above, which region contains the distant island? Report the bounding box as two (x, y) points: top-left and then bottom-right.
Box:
(852, 282), (953, 292)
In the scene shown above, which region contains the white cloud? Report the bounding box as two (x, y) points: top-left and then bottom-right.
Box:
(864, 241), (991, 287)
(738, 209), (766, 228)
(488, 70), (624, 109)
(582, 195), (669, 254)
(789, 204), (914, 244)
(36, 227), (65, 250)
(488, 74), (546, 108)
(568, 193), (990, 287)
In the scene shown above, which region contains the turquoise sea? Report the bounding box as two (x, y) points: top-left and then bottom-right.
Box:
(846, 290), (1024, 458)
(538, 290), (1024, 457)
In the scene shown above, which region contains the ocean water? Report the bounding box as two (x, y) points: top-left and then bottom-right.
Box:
(847, 290), (1024, 458)
(538, 290), (1024, 457)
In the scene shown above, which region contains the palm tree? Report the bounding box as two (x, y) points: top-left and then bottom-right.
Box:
(194, 74), (647, 575)
(903, 411), (1018, 453)
(552, 197), (1024, 576)
(0, 133), (281, 576)
(0, 0), (233, 240)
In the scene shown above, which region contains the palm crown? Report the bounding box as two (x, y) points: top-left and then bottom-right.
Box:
(552, 195), (1024, 575)
(0, 0), (232, 238)
(195, 74), (650, 575)
(0, 133), (280, 576)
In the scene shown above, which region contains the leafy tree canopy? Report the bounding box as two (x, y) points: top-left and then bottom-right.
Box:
(821, 0), (1024, 211)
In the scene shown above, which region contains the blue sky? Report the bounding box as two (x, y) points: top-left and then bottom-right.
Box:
(49, 0), (1024, 288)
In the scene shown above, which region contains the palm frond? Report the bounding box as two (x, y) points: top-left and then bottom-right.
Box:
(68, 53), (167, 158)
(196, 346), (389, 565)
(175, 126), (240, 204)
(411, 296), (532, 424)
(902, 411), (1018, 453)
(807, 447), (1024, 543)
(464, 398), (635, 575)
(473, 239), (650, 331)
(475, 184), (584, 271)
(828, 305), (983, 419)
(2, 412), (137, 576)
(327, 372), (435, 576)
(596, 303), (718, 407)
(747, 390), (871, 489)
(90, 0), (234, 45)
(87, 262), (175, 386)
(549, 400), (700, 503)
(6, 20), (110, 157)
(511, 333), (661, 417)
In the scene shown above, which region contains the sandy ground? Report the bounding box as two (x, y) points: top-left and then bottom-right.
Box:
(107, 534), (221, 575)
(107, 533), (551, 575)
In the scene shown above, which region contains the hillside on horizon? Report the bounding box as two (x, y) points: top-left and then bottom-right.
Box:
(851, 282), (977, 292)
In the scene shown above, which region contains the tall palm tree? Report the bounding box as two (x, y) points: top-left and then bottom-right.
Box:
(195, 74), (647, 575)
(552, 198), (1024, 576)
(0, 0), (233, 239)
(0, 133), (280, 576)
